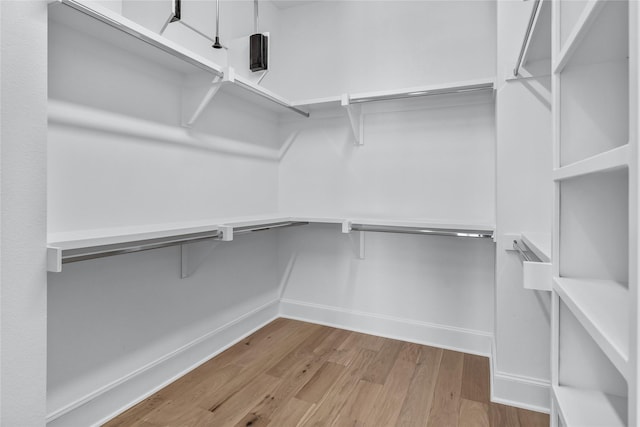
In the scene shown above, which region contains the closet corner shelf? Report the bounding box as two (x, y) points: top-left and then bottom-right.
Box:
(520, 232), (551, 262)
(513, 0), (551, 78)
(553, 385), (626, 427)
(554, 0), (626, 74)
(553, 277), (629, 378)
(553, 144), (629, 181)
(49, 0), (224, 77)
(47, 215), (495, 272)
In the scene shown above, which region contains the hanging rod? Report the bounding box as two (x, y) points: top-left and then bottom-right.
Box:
(232, 78), (311, 118)
(512, 240), (539, 262)
(513, 0), (542, 77)
(57, 0), (224, 78)
(233, 221), (309, 235)
(60, 230), (224, 265)
(348, 82), (495, 105)
(350, 224), (493, 239)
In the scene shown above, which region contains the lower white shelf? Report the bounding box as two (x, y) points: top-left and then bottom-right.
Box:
(48, 215), (496, 272)
(553, 385), (626, 427)
(554, 277), (629, 378)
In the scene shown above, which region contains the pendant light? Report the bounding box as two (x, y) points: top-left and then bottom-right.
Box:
(212, 0), (223, 49)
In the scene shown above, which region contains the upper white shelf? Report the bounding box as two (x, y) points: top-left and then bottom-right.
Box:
(293, 78), (495, 110)
(513, 0), (551, 78)
(48, 215), (495, 272)
(553, 145), (629, 182)
(554, 277), (629, 378)
(50, 1), (494, 134)
(49, 0), (224, 77)
(555, 0), (628, 74)
(553, 385), (627, 427)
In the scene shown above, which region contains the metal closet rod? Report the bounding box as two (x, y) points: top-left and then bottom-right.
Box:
(59, 0), (224, 78)
(233, 221), (309, 235)
(233, 79), (311, 118)
(351, 224), (493, 239)
(60, 221), (309, 264)
(513, 0), (542, 77)
(512, 240), (539, 262)
(348, 83), (495, 105)
(61, 230), (224, 264)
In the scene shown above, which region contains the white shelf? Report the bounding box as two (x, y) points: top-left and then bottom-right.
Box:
(292, 78), (495, 109)
(554, 144), (630, 181)
(521, 232), (551, 262)
(554, 277), (629, 378)
(555, 0), (627, 74)
(553, 385), (627, 427)
(49, 0), (224, 77)
(48, 215), (495, 272)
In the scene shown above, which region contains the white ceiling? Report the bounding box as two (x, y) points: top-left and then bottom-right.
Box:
(269, 0), (322, 10)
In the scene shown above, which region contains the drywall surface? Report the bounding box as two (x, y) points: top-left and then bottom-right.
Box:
(0, 1), (48, 425)
(279, 224), (495, 336)
(279, 99), (496, 222)
(264, 0), (497, 99)
(495, 0), (552, 409)
(275, 0), (497, 364)
(48, 18), (281, 232)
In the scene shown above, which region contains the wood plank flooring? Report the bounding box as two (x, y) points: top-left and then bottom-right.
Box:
(104, 319), (549, 427)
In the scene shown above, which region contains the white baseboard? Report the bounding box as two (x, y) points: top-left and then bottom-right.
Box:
(491, 371), (551, 413)
(279, 298), (493, 357)
(47, 299), (280, 427)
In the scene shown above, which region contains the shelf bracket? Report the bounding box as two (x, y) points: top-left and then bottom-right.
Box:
(341, 94), (364, 145)
(182, 74), (225, 127)
(341, 220), (365, 259)
(180, 225), (233, 278)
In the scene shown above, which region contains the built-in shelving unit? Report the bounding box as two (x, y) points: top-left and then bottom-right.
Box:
(48, 215), (495, 273)
(551, 0), (636, 425)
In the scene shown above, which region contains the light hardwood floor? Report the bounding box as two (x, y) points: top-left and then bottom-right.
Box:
(105, 319), (549, 427)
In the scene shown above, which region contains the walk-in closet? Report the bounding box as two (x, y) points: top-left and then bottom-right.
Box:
(0, 0), (637, 425)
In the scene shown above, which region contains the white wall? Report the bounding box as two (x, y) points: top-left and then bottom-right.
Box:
(48, 17), (281, 232)
(47, 3), (283, 424)
(264, 0), (496, 99)
(276, 0), (497, 356)
(0, 1), (48, 425)
(494, 0), (553, 410)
